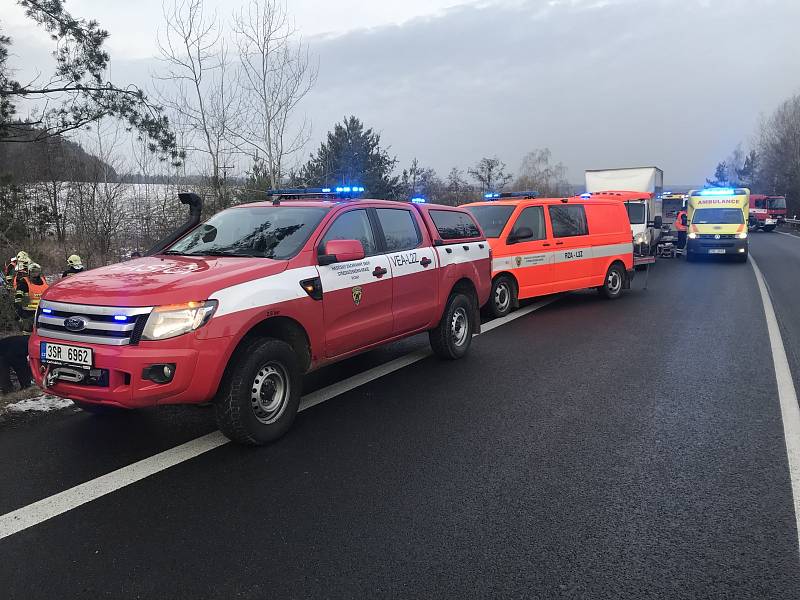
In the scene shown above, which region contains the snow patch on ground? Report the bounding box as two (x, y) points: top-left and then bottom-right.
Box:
(6, 396), (75, 413)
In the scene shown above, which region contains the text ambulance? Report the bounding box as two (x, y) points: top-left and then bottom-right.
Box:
(686, 188), (750, 262)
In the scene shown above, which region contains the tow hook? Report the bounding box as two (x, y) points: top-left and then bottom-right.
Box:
(42, 364), (53, 389)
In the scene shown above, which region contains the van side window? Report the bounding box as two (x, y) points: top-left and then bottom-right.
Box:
(429, 210), (482, 240)
(511, 206), (546, 241)
(548, 205), (588, 238)
(320, 209), (378, 256)
(376, 209), (421, 252)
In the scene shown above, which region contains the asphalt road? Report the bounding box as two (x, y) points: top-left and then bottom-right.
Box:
(2, 237), (800, 599)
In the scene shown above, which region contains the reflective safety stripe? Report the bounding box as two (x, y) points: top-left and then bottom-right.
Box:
(492, 242), (632, 272)
(210, 266), (319, 317)
(436, 241), (490, 267)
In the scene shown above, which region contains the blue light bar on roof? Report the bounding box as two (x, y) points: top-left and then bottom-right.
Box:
(335, 186), (365, 193)
(484, 192), (500, 199)
(580, 192), (592, 199)
(699, 188), (736, 196)
(411, 197), (426, 204)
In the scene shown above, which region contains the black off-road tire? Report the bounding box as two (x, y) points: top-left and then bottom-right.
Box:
(215, 338), (302, 445)
(488, 274), (517, 318)
(429, 293), (474, 360)
(597, 263), (625, 300)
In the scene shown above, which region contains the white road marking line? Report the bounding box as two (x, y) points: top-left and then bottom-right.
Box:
(0, 296), (561, 541)
(0, 431), (230, 541)
(775, 231), (800, 239)
(750, 256), (800, 556)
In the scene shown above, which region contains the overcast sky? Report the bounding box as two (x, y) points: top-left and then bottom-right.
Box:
(4, 0), (800, 184)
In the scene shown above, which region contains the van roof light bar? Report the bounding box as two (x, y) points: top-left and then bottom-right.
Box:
(483, 191), (538, 200)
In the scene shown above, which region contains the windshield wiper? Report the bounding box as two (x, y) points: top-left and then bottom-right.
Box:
(161, 250), (190, 255)
(185, 249), (262, 258)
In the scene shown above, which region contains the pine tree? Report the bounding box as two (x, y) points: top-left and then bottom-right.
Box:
(296, 116), (400, 198)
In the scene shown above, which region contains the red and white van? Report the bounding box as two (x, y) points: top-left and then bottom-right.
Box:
(29, 192), (491, 444)
(464, 195), (634, 317)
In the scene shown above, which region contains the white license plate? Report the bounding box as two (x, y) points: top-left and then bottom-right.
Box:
(40, 342), (93, 369)
(708, 249), (726, 254)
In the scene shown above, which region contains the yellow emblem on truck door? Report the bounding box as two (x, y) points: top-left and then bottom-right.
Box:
(352, 286), (363, 306)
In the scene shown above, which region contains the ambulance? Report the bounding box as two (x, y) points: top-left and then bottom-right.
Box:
(464, 194), (634, 318)
(685, 188), (750, 262)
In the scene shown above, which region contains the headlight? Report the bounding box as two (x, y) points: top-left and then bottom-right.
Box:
(688, 232), (698, 239)
(141, 300), (218, 341)
(737, 232), (748, 239)
(635, 234), (644, 244)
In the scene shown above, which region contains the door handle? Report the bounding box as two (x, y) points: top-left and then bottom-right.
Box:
(372, 266), (388, 278)
(420, 257), (432, 268)
(555, 241), (564, 246)
(542, 243), (551, 247)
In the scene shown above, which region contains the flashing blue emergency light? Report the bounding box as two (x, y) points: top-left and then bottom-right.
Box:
(321, 188), (332, 193)
(411, 197), (427, 204)
(41, 308), (52, 314)
(580, 192), (592, 199)
(699, 187), (736, 196)
(484, 192), (501, 199)
(113, 315), (128, 322)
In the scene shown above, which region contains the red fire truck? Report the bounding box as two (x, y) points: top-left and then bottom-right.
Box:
(29, 190), (491, 444)
(749, 194), (786, 232)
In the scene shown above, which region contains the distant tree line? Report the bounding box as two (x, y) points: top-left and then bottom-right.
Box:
(707, 93), (800, 215)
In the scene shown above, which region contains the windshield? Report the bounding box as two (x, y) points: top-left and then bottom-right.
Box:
(691, 208), (744, 225)
(465, 205), (516, 237)
(166, 206), (328, 259)
(624, 202), (646, 225)
(768, 196), (787, 210)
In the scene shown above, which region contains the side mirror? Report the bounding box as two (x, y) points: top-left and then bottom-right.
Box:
(681, 214), (688, 226)
(508, 226), (534, 244)
(319, 239), (365, 265)
(651, 216), (663, 229)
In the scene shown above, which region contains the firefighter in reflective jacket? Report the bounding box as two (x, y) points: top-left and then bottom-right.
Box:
(15, 263), (48, 333)
(62, 254), (85, 277)
(674, 210), (688, 249)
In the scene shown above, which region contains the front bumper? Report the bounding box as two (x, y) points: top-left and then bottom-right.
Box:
(28, 333), (232, 408)
(686, 237), (748, 256)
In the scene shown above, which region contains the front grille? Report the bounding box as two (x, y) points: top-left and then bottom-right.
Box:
(697, 234), (736, 239)
(37, 300), (153, 346)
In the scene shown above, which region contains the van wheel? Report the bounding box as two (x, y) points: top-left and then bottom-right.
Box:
(598, 263), (625, 299)
(430, 293), (474, 360)
(215, 338), (302, 445)
(735, 252), (749, 263)
(489, 275), (516, 318)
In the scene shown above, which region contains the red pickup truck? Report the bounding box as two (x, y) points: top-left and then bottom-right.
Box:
(29, 192), (491, 444)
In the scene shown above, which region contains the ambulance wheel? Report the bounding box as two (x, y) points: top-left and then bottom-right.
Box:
(735, 252), (749, 263)
(430, 292), (474, 360)
(215, 338), (302, 445)
(598, 263), (625, 299)
(489, 275), (517, 318)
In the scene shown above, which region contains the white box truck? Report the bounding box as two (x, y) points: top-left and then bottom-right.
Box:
(585, 167), (664, 254)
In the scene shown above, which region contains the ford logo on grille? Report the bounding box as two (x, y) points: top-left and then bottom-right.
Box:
(64, 316), (87, 332)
